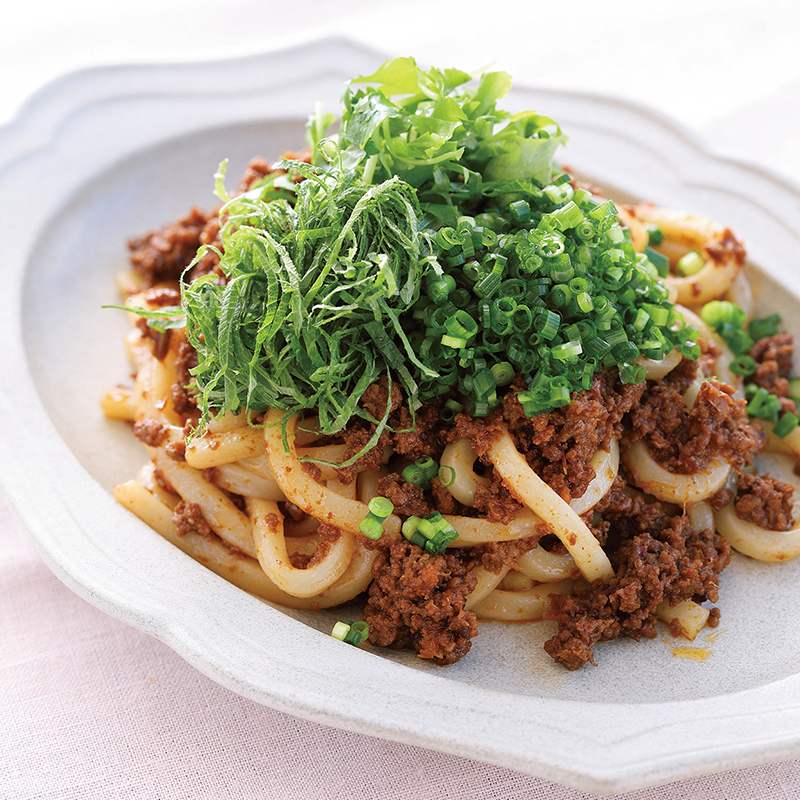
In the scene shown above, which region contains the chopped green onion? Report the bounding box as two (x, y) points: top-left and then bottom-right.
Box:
(490, 361), (515, 385)
(746, 387), (782, 422)
(359, 497), (394, 540)
(552, 201), (584, 231)
(438, 465), (456, 487)
(427, 274), (456, 304)
(645, 224), (664, 245)
(730, 355), (757, 376)
(534, 309), (560, 340)
(401, 512), (458, 553)
(644, 246), (669, 278)
(509, 200), (531, 222)
(359, 516), (384, 540)
(552, 340), (582, 361)
(544, 183), (573, 205)
(331, 621), (351, 641)
(401, 464), (425, 485)
(331, 620), (370, 646)
(676, 250), (705, 277)
(368, 497), (393, 518)
(574, 220), (595, 241)
(748, 314), (782, 341)
(441, 334), (467, 349)
(774, 412), (800, 438)
(588, 199), (617, 221)
(619, 363), (646, 384)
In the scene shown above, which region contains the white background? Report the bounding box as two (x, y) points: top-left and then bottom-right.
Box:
(3, 2), (800, 799)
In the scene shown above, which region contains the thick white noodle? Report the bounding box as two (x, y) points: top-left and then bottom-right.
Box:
(569, 439), (619, 515)
(634, 204), (742, 306)
(357, 467), (386, 505)
(635, 348), (682, 381)
(246, 497), (355, 597)
(150, 448), (257, 558)
(622, 440), (730, 506)
(440, 438), (489, 506)
(445, 509), (542, 546)
(500, 571), (536, 591)
(687, 501), (715, 533)
(263, 408), (401, 539)
(464, 565), (510, 611)
(656, 599), (710, 640)
(99, 385), (136, 421)
(682, 373), (705, 410)
(715, 453), (800, 562)
(213, 463), (286, 501)
(773, 424), (800, 460)
(471, 579), (574, 621)
(487, 425), (614, 583)
(616, 205), (648, 252)
(115, 480), (375, 608)
(516, 546), (578, 582)
(185, 426), (265, 469)
(724, 269), (754, 320)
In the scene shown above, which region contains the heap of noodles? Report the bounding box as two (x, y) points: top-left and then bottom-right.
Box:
(101, 58), (800, 669)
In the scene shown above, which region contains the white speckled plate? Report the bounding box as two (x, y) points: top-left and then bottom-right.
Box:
(2, 36), (800, 795)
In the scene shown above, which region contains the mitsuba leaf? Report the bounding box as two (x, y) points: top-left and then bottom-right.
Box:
(483, 111), (567, 186)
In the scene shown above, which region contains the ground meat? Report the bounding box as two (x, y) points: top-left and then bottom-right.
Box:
(390, 400), (448, 460)
(132, 418), (170, 447)
(451, 370), (644, 502)
(470, 470), (521, 524)
(235, 151), (311, 193)
(544, 485), (730, 669)
(707, 487), (734, 511)
(172, 501), (213, 539)
(624, 358), (698, 453)
(142, 286), (181, 307)
(334, 383), (451, 484)
(428, 477), (469, 516)
(282, 501), (307, 522)
(335, 422), (392, 485)
(172, 339), (199, 415)
(698, 336), (723, 377)
(128, 207), (218, 286)
(506, 370), (645, 501)
(469, 537), (540, 574)
(734, 473), (796, 530)
(165, 439), (186, 461)
(359, 374), (404, 420)
(750, 333), (794, 400)
(364, 540), (479, 665)
(127, 153), (311, 289)
(705, 228), (747, 267)
(136, 317), (172, 362)
(376, 473), (432, 518)
(235, 156), (276, 194)
(447, 410), (504, 462)
(626, 375), (764, 473)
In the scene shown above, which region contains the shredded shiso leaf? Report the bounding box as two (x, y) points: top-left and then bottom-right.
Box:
(169, 57), (699, 439)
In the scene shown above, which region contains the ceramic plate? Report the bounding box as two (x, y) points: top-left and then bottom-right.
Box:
(3, 36), (800, 794)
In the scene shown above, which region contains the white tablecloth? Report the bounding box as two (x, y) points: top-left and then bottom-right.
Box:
(4, 2), (800, 797)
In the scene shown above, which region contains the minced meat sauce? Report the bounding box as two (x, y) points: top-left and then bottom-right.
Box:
(301, 363), (762, 669)
(734, 473), (795, 531)
(127, 160), (785, 670)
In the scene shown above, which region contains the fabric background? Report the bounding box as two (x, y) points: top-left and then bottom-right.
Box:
(3, 2), (800, 797)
